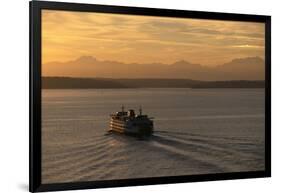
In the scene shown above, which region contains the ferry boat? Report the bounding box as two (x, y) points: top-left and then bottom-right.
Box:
(109, 106), (154, 137)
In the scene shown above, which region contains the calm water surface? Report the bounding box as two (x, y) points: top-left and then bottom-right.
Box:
(42, 88), (265, 183)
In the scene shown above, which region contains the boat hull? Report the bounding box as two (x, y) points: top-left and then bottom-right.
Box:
(109, 119), (153, 137)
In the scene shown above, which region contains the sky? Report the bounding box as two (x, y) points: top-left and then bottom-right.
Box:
(42, 10), (265, 67)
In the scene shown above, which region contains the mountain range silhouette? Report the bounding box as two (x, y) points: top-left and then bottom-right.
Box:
(44, 56), (264, 81)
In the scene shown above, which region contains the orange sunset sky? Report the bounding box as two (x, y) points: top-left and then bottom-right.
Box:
(42, 10), (265, 76)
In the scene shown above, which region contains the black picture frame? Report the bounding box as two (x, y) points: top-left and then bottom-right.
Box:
(30, 1), (271, 192)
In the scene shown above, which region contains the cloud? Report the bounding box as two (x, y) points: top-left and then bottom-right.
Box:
(42, 10), (265, 66)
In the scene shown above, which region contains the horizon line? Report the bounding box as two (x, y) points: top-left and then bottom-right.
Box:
(42, 76), (265, 82)
(43, 55), (265, 67)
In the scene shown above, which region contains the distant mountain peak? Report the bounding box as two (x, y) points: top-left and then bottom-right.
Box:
(173, 60), (190, 65)
(230, 56), (264, 64)
(75, 56), (96, 63)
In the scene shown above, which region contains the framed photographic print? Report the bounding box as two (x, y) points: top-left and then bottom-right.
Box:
(30, 1), (271, 192)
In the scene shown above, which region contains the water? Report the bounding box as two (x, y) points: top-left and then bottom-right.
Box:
(42, 88), (265, 183)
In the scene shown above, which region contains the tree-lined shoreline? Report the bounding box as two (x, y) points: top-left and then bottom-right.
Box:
(42, 77), (265, 89)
